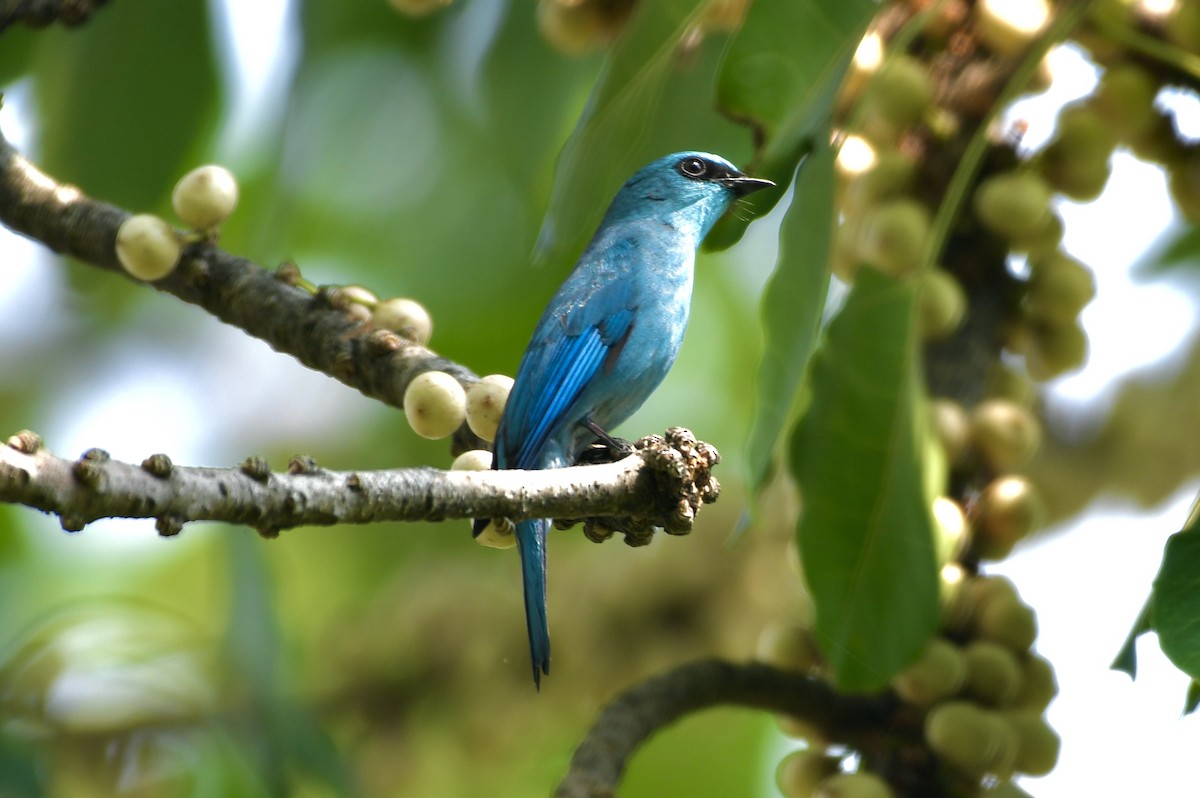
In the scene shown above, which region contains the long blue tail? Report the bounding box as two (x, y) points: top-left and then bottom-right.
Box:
(516, 518), (550, 688)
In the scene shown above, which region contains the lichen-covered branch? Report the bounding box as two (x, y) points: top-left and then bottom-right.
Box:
(554, 659), (900, 798)
(0, 0), (108, 32)
(0, 127), (485, 453)
(0, 427), (720, 540)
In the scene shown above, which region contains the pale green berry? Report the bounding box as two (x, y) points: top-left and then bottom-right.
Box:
(892, 637), (966, 706)
(466, 375), (514, 442)
(918, 267), (967, 340)
(962, 641), (1022, 706)
(451, 449), (492, 471)
(115, 214), (182, 281)
(976, 596), (1038, 652)
(974, 172), (1053, 240)
(865, 55), (933, 128)
(925, 701), (1019, 777)
(756, 621), (822, 673)
(974, 0), (1050, 55)
(1013, 654), (1058, 712)
(814, 771), (895, 798)
(449, 449), (513, 548)
(1004, 710), (1061, 776)
(171, 165), (238, 230)
(373, 297), (432, 345)
(776, 749), (840, 798)
(403, 371), (466, 440)
(857, 198), (931, 276)
(475, 519), (516, 550)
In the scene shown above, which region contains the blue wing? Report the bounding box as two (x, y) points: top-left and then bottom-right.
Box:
(497, 263), (638, 471)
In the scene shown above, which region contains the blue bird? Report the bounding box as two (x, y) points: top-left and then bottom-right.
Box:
(477, 152), (773, 687)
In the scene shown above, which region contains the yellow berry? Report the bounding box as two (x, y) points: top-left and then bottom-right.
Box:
(970, 399), (1042, 472)
(466, 375), (514, 442)
(403, 371), (466, 440)
(973, 476), (1045, 561)
(974, 0), (1051, 56)
(171, 165), (239, 230)
(933, 497), (969, 565)
(115, 214), (182, 281)
(931, 398), (971, 464)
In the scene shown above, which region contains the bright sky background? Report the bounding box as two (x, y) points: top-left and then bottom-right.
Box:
(2, 3), (1199, 796)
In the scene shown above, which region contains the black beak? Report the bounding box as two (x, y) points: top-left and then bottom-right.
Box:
(721, 174), (775, 197)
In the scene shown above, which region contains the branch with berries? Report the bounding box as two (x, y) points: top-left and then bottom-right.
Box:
(0, 128), (725, 543)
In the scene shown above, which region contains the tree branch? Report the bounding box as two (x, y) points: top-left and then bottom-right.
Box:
(0, 0), (108, 32)
(0, 126), (486, 454)
(0, 427), (721, 539)
(554, 659), (903, 798)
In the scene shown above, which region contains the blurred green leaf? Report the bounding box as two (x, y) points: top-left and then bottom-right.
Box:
(1186, 680), (1200, 716)
(533, 0), (713, 268)
(1137, 224), (1200, 277)
(1152, 516), (1200, 680)
(744, 143), (832, 496)
(25, 0), (219, 322)
(222, 535), (355, 797)
(621, 708), (775, 798)
(1111, 597), (1151, 679)
(707, 0), (874, 249)
(0, 26), (37, 86)
(790, 269), (938, 692)
(31, 1), (219, 210)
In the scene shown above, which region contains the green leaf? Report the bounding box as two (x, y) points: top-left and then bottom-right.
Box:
(1111, 597), (1152, 679)
(532, 0), (712, 268)
(1136, 224), (1200, 277)
(744, 143), (833, 495)
(706, 0), (875, 249)
(31, 1), (220, 211)
(790, 268), (939, 692)
(1152, 517), (1200, 680)
(1185, 680), (1200, 716)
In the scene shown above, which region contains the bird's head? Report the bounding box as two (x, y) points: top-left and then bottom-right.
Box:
(603, 151), (774, 238)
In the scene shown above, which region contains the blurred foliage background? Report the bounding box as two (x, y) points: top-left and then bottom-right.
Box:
(0, 1), (801, 795)
(7, 0), (1200, 796)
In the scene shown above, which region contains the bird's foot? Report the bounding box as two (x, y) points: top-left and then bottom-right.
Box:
(581, 418), (635, 461)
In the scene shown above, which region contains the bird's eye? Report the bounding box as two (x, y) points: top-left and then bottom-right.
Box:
(678, 157), (709, 179)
